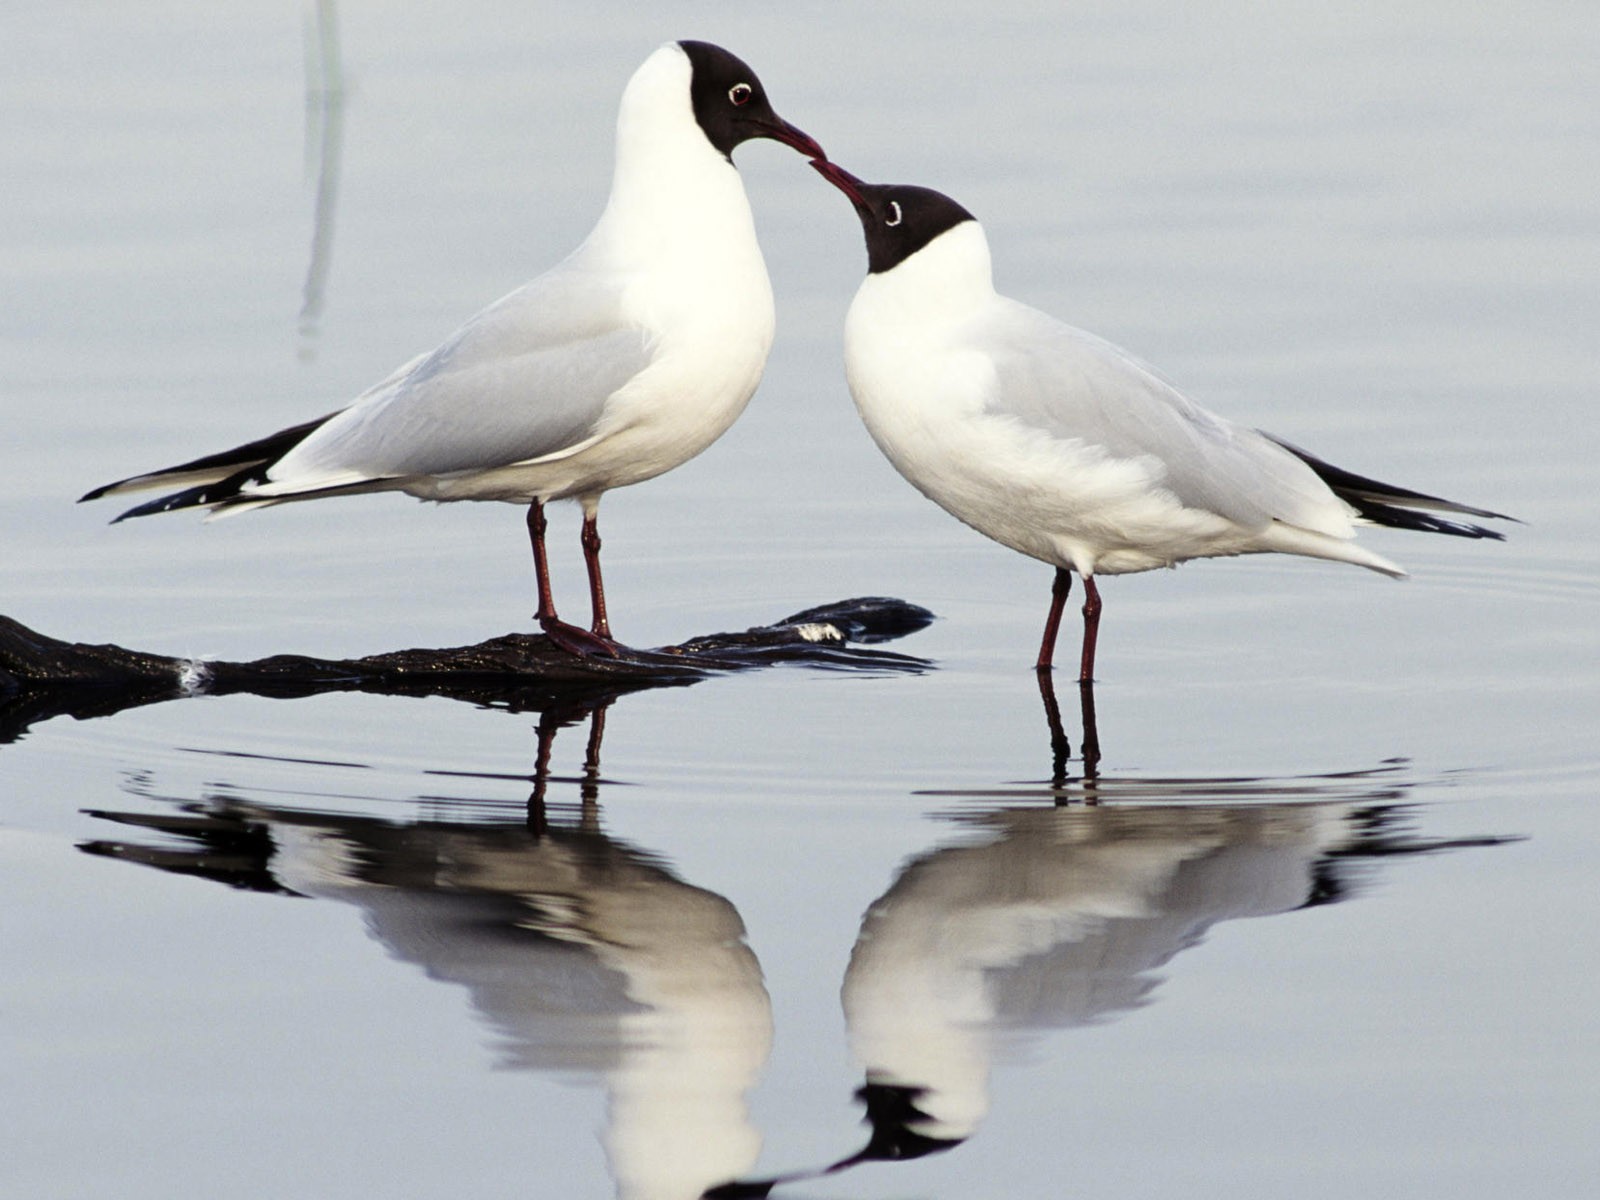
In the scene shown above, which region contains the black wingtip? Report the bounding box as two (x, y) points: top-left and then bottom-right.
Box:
(1345, 498), (1508, 541)
(108, 497), (188, 524)
(108, 464), (271, 522)
(1264, 433), (1516, 538)
(81, 410), (338, 516)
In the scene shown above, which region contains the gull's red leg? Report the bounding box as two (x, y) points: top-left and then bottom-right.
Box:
(526, 500), (618, 658)
(527, 500), (558, 624)
(1036, 665), (1070, 784)
(581, 511), (612, 640)
(1035, 567), (1073, 672)
(1078, 576), (1102, 685)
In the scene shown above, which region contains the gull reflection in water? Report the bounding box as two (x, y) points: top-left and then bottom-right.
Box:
(709, 786), (1513, 1197)
(79, 699), (1514, 1200)
(82, 701), (773, 1200)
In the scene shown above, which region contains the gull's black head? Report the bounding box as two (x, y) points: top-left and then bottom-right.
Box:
(811, 161), (976, 274)
(678, 41), (825, 162)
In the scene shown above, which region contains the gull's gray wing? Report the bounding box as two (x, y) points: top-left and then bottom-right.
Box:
(979, 300), (1353, 537)
(268, 266), (654, 487)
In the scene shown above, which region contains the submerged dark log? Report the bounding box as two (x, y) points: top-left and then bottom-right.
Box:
(0, 598), (934, 741)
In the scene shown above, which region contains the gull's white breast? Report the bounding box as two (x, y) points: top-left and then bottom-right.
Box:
(259, 41), (778, 510)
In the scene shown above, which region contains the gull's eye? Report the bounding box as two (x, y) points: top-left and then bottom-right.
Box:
(885, 201), (903, 227)
(728, 82), (753, 106)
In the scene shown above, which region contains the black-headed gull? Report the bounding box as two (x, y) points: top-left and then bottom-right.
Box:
(812, 163), (1511, 682)
(82, 41), (824, 657)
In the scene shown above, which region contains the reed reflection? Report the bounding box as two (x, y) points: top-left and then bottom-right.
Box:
(297, 0), (345, 359)
(82, 699), (773, 1200)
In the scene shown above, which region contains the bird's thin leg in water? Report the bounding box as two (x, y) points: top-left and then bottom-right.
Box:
(1077, 678), (1101, 781)
(1078, 576), (1102, 685)
(1035, 567), (1073, 671)
(1038, 663), (1102, 790)
(581, 511), (612, 640)
(1036, 667), (1072, 787)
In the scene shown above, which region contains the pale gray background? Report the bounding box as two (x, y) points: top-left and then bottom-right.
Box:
(3, 3), (1597, 1198)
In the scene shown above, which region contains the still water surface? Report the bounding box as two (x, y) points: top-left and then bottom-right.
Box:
(4, 3), (1598, 1198)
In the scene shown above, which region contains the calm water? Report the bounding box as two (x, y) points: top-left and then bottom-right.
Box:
(4, 3), (1598, 1198)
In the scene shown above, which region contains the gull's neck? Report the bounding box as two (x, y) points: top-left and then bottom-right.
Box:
(858, 222), (997, 327)
(584, 46), (762, 273)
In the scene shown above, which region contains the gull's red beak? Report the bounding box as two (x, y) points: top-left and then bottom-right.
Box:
(809, 159), (870, 207)
(756, 116), (827, 162)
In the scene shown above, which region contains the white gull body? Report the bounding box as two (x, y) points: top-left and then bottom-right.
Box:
(260, 47), (776, 510)
(842, 219), (1402, 582)
(86, 41), (824, 652)
(813, 164), (1508, 677)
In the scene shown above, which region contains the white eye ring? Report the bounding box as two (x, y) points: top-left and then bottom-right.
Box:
(728, 82), (753, 105)
(885, 201), (903, 227)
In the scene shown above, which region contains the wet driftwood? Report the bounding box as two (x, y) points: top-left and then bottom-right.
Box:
(0, 598), (934, 741)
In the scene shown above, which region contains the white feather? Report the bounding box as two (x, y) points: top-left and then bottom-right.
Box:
(254, 44), (774, 511)
(844, 221), (1405, 578)
(107, 43), (780, 524)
